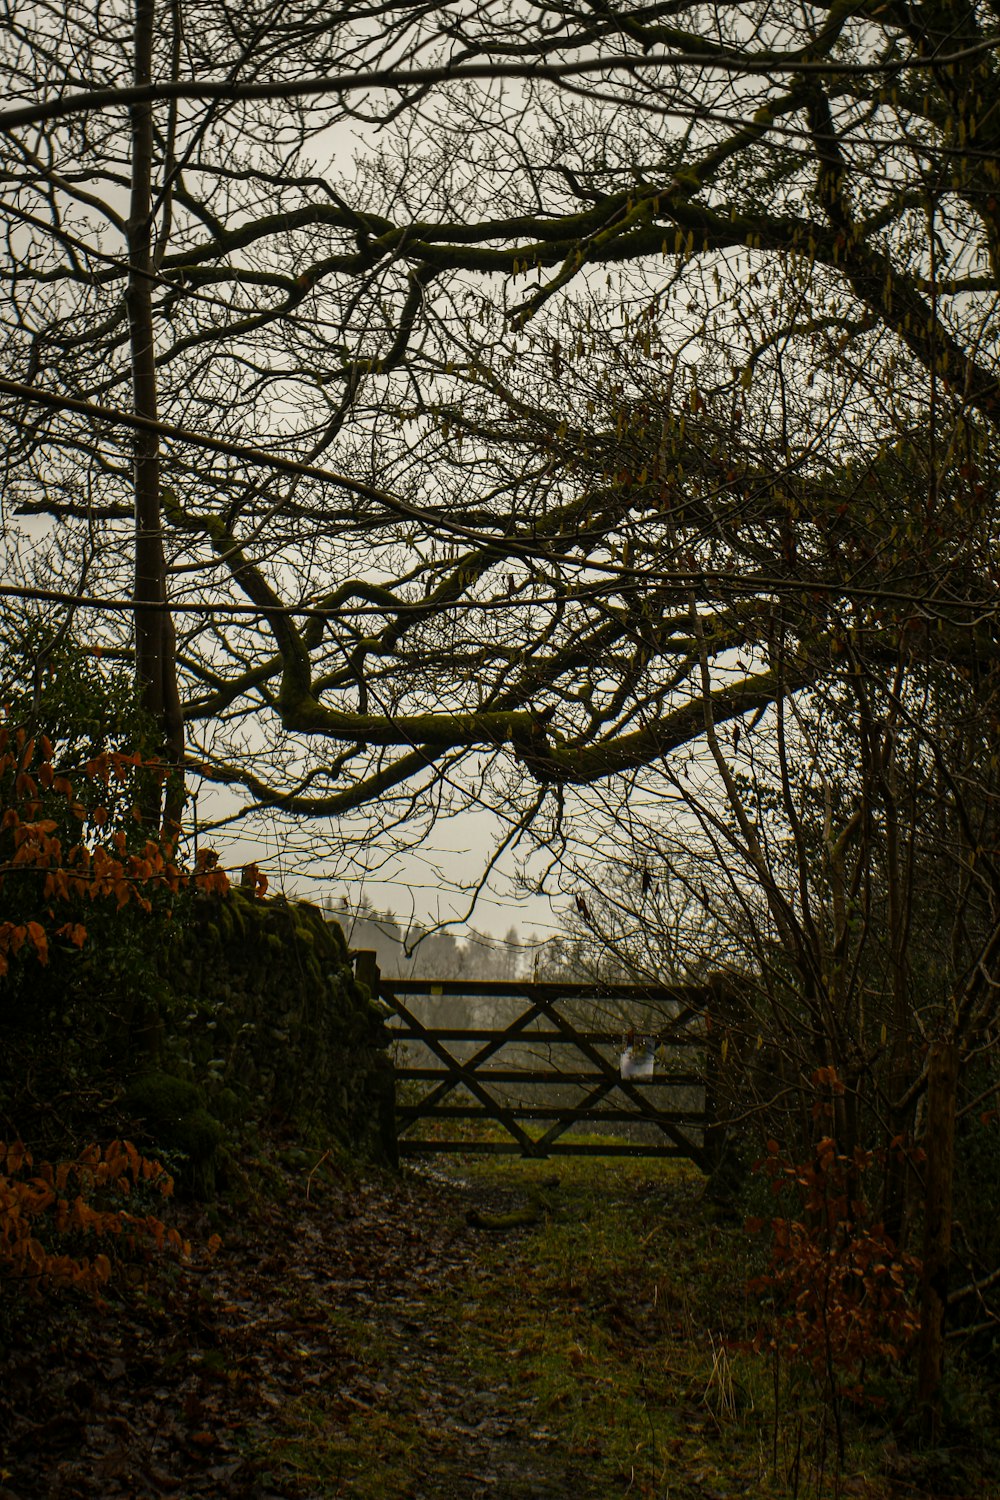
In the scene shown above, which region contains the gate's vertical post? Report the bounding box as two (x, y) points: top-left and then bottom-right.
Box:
(353, 949), (398, 1169)
(354, 948), (381, 998)
(703, 1010), (724, 1175)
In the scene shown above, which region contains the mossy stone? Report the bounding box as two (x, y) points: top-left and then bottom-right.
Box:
(324, 920), (348, 961)
(125, 1071), (226, 1192)
(125, 1071), (200, 1124)
(129, 887), (395, 1180)
(172, 1106), (225, 1164)
(211, 1087), (242, 1123)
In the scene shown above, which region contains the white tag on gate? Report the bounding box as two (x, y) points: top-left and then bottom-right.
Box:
(620, 1039), (655, 1080)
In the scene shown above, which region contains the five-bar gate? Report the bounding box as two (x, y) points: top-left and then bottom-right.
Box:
(355, 955), (726, 1171)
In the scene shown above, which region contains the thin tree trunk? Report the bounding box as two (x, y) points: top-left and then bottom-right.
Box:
(881, 684), (914, 1244)
(917, 1040), (958, 1440)
(127, 0), (184, 828)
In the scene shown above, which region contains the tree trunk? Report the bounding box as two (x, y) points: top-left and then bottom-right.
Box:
(917, 1040), (958, 1440)
(127, 0), (184, 828)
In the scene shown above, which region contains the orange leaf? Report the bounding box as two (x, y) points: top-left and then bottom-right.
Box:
(26, 922), (48, 963)
(56, 922), (87, 949)
(5, 1141), (29, 1174)
(86, 754), (110, 785)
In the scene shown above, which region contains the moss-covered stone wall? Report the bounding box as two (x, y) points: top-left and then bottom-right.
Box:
(128, 890), (397, 1182)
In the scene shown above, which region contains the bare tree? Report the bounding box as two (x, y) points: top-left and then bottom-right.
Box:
(1, 1), (998, 843)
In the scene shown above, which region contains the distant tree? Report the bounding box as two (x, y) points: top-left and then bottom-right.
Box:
(327, 896), (527, 982)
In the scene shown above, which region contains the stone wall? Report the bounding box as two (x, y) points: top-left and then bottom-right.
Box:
(126, 889), (397, 1186)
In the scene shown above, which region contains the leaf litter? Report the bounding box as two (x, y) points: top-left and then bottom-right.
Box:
(0, 1155), (572, 1497)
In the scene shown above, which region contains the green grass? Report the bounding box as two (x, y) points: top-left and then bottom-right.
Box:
(453, 1152), (765, 1495)
(266, 1404), (425, 1498)
(257, 1147), (992, 1498)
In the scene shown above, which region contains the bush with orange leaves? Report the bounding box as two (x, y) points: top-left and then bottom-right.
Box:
(746, 1128), (923, 1405)
(0, 1136), (221, 1307)
(0, 714), (230, 1290)
(0, 719), (229, 982)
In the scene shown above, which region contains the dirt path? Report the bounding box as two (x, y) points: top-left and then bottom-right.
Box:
(309, 1165), (610, 1500)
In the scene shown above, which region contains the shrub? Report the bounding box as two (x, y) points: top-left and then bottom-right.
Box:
(0, 721), (229, 981)
(0, 1137), (218, 1307)
(747, 1134), (922, 1399)
(744, 1117), (924, 1479)
(0, 715), (230, 1139)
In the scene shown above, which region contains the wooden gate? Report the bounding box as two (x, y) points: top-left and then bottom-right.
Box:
(354, 954), (724, 1171)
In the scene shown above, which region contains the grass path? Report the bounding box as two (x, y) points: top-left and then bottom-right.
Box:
(267, 1156), (738, 1499)
(257, 1153), (891, 1499)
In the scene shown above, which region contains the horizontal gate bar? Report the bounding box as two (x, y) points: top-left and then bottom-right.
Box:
(390, 1028), (701, 1045)
(395, 1067), (705, 1086)
(398, 1139), (691, 1157)
(386, 978), (708, 1001)
(398, 1105), (706, 1123)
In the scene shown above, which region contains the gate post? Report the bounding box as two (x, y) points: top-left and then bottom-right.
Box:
(704, 1023), (724, 1174)
(353, 950), (399, 1169)
(354, 948), (381, 998)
